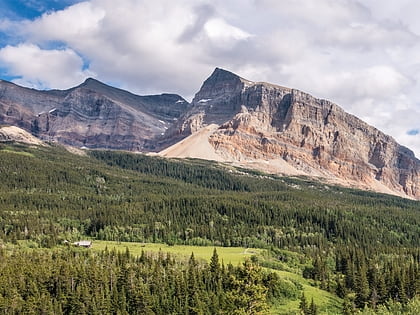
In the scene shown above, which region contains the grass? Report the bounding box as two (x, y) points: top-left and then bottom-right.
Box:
(93, 240), (262, 266)
(93, 240), (342, 314)
(271, 270), (342, 314)
(0, 148), (35, 157)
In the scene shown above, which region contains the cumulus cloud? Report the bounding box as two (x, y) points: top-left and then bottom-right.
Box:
(0, 43), (94, 89)
(0, 0), (420, 156)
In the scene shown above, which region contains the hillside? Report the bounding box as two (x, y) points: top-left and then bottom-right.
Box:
(0, 142), (418, 313)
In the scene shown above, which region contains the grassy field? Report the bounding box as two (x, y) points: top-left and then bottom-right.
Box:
(272, 270), (342, 314)
(93, 240), (262, 266)
(0, 148), (35, 157)
(93, 240), (342, 314)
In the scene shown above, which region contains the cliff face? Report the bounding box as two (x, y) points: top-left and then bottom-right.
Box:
(0, 78), (189, 151)
(165, 68), (420, 199)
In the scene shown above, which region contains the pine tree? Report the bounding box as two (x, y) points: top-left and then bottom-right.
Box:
(355, 265), (370, 308)
(299, 292), (308, 315)
(342, 295), (356, 315)
(309, 297), (318, 315)
(209, 248), (221, 291)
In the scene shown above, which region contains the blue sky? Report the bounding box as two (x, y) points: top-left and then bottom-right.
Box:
(0, 0), (84, 20)
(0, 0), (86, 82)
(0, 0), (419, 156)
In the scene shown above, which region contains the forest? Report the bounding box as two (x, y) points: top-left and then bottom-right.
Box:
(0, 142), (419, 314)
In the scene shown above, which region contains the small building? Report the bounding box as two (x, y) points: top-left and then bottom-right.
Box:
(73, 240), (92, 248)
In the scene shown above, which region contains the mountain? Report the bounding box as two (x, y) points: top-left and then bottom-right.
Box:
(161, 68), (420, 199)
(0, 69), (419, 199)
(0, 78), (189, 150)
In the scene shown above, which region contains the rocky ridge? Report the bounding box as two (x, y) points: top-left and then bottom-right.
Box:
(0, 78), (189, 150)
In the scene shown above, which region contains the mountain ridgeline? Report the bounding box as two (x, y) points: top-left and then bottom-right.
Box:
(0, 68), (419, 199)
(0, 78), (189, 150)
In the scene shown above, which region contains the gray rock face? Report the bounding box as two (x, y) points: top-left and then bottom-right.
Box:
(0, 78), (189, 150)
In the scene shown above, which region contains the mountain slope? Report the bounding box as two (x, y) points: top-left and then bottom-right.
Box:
(161, 68), (420, 199)
(0, 78), (189, 150)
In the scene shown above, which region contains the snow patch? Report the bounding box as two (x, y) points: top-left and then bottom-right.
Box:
(176, 100), (185, 104)
(198, 99), (212, 103)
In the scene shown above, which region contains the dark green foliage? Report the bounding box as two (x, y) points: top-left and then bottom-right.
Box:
(90, 150), (253, 191)
(0, 247), (278, 314)
(0, 144), (419, 312)
(299, 292), (308, 314)
(309, 298), (318, 315)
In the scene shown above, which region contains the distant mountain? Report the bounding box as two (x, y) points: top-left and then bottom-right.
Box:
(0, 78), (189, 150)
(0, 69), (419, 199)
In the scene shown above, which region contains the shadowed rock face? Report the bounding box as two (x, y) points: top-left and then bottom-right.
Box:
(1, 69), (419, 199)
(0, 78), (189, 151)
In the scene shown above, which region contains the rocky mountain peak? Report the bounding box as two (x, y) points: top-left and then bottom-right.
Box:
(192, 68), (249, 103)
(79, 77), (103, 88)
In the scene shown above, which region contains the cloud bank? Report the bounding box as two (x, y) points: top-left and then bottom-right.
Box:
(0, 0), (420, 157)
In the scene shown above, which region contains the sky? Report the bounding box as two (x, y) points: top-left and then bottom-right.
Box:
(0, 0), (420, 157)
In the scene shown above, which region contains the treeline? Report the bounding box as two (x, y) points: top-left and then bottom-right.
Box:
(0, 247), (286, 314)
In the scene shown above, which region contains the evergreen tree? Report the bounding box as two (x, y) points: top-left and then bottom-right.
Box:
(355, 265), (370, 308)
(309, 297), (318, 315)
(299, 292), (308, 315)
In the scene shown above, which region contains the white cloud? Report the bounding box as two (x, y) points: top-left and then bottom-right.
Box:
(0, 0), (420, 157)
(203, 18), (251, 45)
(0, 43), (94, 89)
(27, 2), (105, 40)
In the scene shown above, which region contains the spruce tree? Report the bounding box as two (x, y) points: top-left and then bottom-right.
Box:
(299, 292), (308, 314)
(309, 297), (318, 315)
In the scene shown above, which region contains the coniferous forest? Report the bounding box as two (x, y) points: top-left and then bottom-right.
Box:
(0, 143), (419, 314)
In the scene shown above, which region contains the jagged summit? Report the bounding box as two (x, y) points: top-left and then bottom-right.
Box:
(202, 67), (246, 85)
(192, 68), (245, 104)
